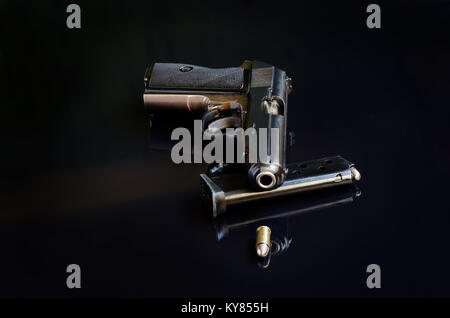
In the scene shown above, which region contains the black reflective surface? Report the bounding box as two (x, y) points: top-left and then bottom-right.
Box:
(1, 0), (450, 297)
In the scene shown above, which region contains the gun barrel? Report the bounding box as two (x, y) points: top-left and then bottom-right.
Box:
(246, 62), (290, 191)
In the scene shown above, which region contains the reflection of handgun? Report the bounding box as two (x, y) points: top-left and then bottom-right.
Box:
(214, 183), (360, 240)
(213, 184), (360, 268)
(144, 60), (291, 191)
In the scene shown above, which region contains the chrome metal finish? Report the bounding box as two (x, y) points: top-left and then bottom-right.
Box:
(262, 99), (280, 115)
(248, 163), (285, 192)
(285, 77), (293, 93)
(246, 61), (291, 191)
(214, 184), (360, 241)
(202, 101), (244, 139)
(203, 117), (242, 139)
(179, 65), (193, 72)
(256, 171), (276, 189)
(201, 156), (360, 217)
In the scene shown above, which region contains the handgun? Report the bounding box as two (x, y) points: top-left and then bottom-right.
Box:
(144, 60), (290, 191)
(143, 60), (361, 216)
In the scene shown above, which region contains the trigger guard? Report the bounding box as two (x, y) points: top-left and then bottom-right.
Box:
(204, 117), (242, 139)
(202, 109), (220, 130)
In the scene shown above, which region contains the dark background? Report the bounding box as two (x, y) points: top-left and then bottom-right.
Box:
(1, 0), (449, 297)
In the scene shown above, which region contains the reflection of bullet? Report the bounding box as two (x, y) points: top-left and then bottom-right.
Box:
(256, 226), (271, 258)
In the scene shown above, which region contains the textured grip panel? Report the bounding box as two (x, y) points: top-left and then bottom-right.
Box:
(147, 63), (245, 91)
